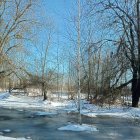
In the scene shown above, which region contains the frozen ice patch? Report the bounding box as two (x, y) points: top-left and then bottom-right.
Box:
(0, 132), (4, 135)
(33, 111), (57, 116)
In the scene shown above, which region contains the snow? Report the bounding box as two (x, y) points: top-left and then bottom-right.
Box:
(0, 92), (45, 109)
(3, 129), (11, 133)
(58, 123), (98, 132)
(81, 104), (140, 119)
(0, 136), (30, 140)
(0, 93), (9, 100)
(0, 91), (140, 138)
(0, 92), (140, 120)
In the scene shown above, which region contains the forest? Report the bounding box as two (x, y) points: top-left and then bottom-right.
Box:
(0, 0), (140, 140)
(0, 0), (138, 106)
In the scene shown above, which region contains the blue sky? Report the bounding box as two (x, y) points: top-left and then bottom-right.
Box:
(28, 0), (77, 74)
(41, 0), (74, 35)
(34, 0), (77, 51)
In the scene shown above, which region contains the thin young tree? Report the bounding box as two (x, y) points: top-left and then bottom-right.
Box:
(77, 0), (82, 124)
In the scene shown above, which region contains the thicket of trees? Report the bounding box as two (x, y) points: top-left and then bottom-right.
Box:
(66, 0), (140, 107)
(0, 0), (140, 107)
(84, 0), (140, 107)
(0, 0), (35, 91)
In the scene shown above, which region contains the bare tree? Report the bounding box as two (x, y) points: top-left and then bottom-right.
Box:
(0, 0), (36, 84)
(87, 0), (140, 107)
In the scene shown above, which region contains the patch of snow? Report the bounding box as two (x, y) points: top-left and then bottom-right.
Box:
(0, 136), (31, 140)
(108, 132), (122, 137)
(58, 123), (98, 132)
(0, 93), (10, 100)
(81, 104), (140, 119)
(3, 129), (11, 133)
(26, 136), (31, 139)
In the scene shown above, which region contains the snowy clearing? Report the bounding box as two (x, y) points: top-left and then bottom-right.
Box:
(0, 92), (140, 120)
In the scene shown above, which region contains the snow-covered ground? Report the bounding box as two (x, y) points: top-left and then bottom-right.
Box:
(81, 103), (140, 119)
(0, 92), (140, 139)
(0, 136), (30, 140)
(0, 92), (140, 119)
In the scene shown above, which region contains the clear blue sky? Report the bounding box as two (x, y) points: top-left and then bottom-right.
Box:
(34, 0), (77, 50)
(41, 0), (74, 35)
(29, 0), (77, 74)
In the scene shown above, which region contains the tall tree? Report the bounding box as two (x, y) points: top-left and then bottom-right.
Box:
(0, 0), (35, 78)
(87, 0), (140, 107)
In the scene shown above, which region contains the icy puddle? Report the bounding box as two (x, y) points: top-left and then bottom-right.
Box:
(0, 108), (140, 140)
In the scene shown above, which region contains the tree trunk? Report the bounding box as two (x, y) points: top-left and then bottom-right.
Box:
(42, 82), (47, 101)
(43, 91), (47, 101)
(87, 79), (91, 100)
(131, 74), (140, 107)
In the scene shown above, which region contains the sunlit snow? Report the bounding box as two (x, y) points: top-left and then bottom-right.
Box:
(0, 136), (31, 140)
(0, 92), (140, 119)
(58, 123), (98, 132)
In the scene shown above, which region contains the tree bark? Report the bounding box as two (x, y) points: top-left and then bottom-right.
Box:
(43, 91), (47, 101)
(131, 73), (139, 107)
(42, 82), (47, 101)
